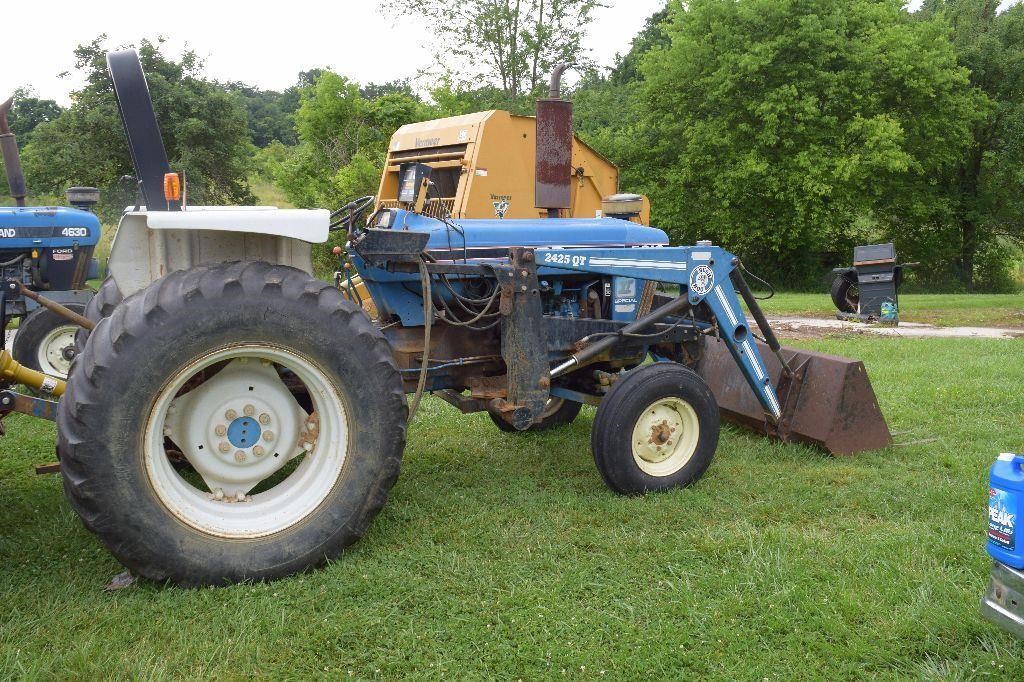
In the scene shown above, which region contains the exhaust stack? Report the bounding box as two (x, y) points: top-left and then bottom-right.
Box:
(0, 96), (27, 207)
(535, 64), (573, 218)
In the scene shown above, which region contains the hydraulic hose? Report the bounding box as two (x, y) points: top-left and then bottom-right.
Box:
(730, 268), (792, 377)
(407, 259), (432, 423)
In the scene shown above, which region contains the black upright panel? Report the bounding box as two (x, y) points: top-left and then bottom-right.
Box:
(106, 50), (180, 211)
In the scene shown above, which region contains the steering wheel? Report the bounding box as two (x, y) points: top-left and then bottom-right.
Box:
(329, 195), (376, 233)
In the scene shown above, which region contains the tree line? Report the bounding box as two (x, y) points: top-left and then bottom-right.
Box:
(4, 0), (1022, 291)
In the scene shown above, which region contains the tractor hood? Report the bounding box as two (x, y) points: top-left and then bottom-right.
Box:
(0, 206), (101, 250)
(382, 209), (668, 260)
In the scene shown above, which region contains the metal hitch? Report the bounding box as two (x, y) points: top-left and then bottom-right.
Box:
(696, 338), (892, 456)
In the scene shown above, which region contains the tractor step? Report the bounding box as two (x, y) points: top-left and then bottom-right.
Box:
(696, 338), (892, 456)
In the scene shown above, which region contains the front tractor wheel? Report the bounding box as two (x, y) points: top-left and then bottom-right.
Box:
(57, 262), (407, 586)
(11, 304), (86, 379)
(591, 363), (719, 495)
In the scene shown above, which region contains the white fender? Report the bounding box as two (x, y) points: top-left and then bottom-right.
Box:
(107, 207), (329, 298)
(145, 207), (329, 243)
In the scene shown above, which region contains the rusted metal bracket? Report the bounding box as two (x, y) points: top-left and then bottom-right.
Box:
(434, 389), (489, 414)
(1, 390), (59, 421)
(492, 248), (549, 430)
(765, 354), (810, 442)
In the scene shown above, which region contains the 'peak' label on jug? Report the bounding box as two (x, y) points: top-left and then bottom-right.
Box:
(989, 487), (1017, 550)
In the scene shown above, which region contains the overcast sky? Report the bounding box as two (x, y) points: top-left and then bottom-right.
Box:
(1, 0), (1015, 105)
(1, 0), (665, 105)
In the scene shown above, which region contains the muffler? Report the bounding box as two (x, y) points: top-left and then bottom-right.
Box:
(696, 337), (892, 456)
(0, 96), (27, 206)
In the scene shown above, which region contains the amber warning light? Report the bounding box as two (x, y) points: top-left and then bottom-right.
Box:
(163, 173), (181, 202)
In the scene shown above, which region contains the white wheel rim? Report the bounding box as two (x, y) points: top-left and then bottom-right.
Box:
(631, 397), (700, 477)
(143, 344), (348, 539)
(36, 324), (78, 378)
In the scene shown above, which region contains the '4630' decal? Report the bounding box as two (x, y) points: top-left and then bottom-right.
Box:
(0, 226), (89, 238)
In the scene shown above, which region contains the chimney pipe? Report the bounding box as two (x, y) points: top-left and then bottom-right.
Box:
(535, 64), (573, 218)
(0, 96), (28, 207)
(548, 63), (569, 99)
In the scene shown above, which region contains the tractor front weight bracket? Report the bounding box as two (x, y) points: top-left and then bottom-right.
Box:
(493, 248), (549, 430)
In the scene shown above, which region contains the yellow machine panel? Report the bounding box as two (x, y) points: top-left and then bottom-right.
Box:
(378, 110), (648, 223)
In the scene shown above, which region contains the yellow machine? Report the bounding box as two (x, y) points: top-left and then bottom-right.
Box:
(376, 110), (650, 224)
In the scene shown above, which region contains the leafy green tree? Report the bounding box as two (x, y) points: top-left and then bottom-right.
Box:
(274, 70), (434, 209)
(223, 83), (300, 147)
(383, 0), (603, 109)
(4, 88), (64, 147)
(572, 7), (669, 199)
(0, 88), (64, 197)
(917, 0), (1024, 290)
(608, 6), (670, 86)
(20, 37), (254, 220)
(636, 0), (982, 286)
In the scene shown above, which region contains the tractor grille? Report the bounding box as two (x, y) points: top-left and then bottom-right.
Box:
(378, 199), (456, 220)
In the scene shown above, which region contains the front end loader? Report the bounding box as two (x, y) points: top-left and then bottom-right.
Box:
(1, 51), (891, 586)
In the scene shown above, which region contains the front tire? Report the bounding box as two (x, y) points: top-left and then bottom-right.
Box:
(591, 363), (719, 495)
(11, 304), (85, 379)
(57, 262), (407, 586)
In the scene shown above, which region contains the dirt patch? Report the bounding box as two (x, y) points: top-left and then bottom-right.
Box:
(759, 316), (1024, 341)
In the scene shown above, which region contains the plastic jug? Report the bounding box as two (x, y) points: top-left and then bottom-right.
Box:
(988, 453), (1024, 568)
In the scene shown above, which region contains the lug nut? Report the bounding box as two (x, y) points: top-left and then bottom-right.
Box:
(225, 409), (238, 420)
(234, 450), (247, 462)
(244, 404), (255, 417)
(215, 425), (227, 437)
(218, 442), (231, 453)
(263, 431), (274, 442)
(259, 413), (271, 425)
(253, 446), (265, 457)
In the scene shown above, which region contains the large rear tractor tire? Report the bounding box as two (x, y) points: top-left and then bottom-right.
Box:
(57, 262), (407, 586)
(591, 363), (719, 495)
(489, 397), (582, 432)
(74, 276), (123, 354)
(11, 303), (86, 379)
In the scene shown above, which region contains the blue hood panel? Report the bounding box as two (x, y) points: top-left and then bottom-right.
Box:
(0, 206), (102, 249)
(391, 211), (669, 255)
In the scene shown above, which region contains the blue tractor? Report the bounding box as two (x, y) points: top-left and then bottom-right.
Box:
(0, 52), (890, 586)
(1, 97), (100, 378)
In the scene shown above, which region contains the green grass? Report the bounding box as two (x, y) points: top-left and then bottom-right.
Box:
(761, 292), (1024, 328)
(251, 177), (294, 209)
(2, 336), (1024, 678)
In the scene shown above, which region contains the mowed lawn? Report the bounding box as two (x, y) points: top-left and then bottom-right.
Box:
(761, 292), (1023, 329)
(1, 334), (1024, 678)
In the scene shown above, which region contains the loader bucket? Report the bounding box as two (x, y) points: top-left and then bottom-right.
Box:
(696, 338), (892, 456)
